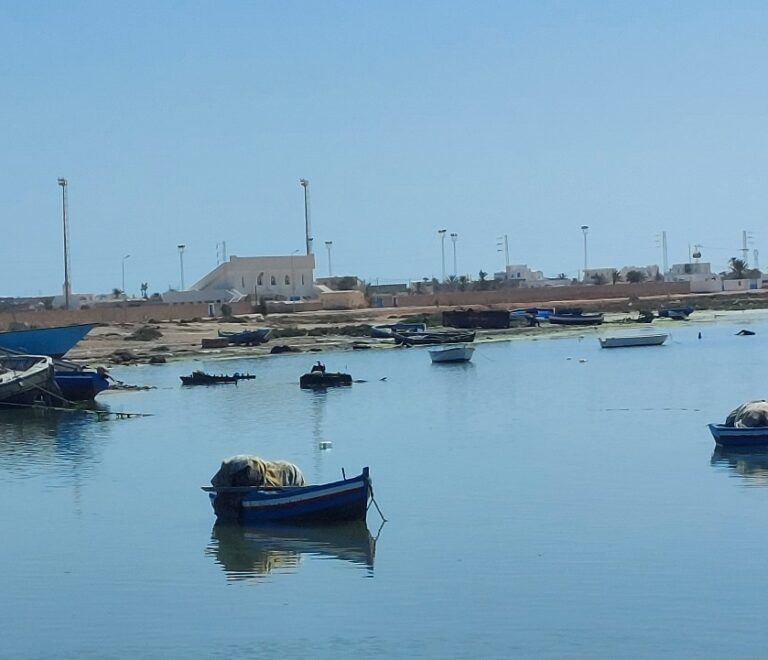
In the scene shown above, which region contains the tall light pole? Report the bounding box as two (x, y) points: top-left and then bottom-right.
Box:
(450, 233), (458, 277)
(438, 229), (447, 281)
(121, 254), (131, 297)
(177, 244), (186, 290)
(57, 177), (71, 309)
(299, 179), (313, 255)
(496, 235), (509, 276)
(325, 240), (333, 277)
(580, 225), (589, 279)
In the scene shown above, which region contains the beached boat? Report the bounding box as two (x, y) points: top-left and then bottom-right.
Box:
(207, 521), (376, 578)
(202, 467), (372, 524)
(392, 330), (476, 346)
(598, 334), (668, 348)
(0, 323), (96, 359)
(708, 424), (768, 447)
(55, 368), (111, 401)
(299, 371), (352, 388)
(217, 328), (272, 345)
(429, 344), (475, 363)
(548, 313), (604, 326)
(0, 355), (56, 406)
(369, 323), (427, 338)
(181, 370), (254, 385)
(510, 307), (554, 320)
(659, 306), (694, 320)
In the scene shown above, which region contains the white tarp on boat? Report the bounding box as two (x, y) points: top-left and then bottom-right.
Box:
(726, 401), (768, 428)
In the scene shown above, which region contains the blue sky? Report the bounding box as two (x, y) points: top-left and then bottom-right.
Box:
(2, 1), (767, 296)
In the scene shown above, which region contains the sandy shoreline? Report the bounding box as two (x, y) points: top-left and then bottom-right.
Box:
(63, 304), (768, 368)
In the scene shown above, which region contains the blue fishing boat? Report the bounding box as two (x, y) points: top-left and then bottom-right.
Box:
(202, 468), (371, 524)
(54, 368), (111, 401)
(0, 323), (96, 358)
(708, 424), (768, 447)
(217, 328), (272, 346)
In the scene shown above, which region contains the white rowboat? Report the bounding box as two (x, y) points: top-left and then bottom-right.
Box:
(598, 334), (668, 348)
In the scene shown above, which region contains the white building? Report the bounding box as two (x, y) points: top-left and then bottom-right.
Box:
(666, 262), (722, 293)
(494, 264), (545, 283)
(190, 254), (316, 302)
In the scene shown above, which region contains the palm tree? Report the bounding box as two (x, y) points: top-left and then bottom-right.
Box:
(729, 257), (747, 279)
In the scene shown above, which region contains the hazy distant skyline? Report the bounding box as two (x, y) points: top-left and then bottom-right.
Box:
(2, 1), (767, 297)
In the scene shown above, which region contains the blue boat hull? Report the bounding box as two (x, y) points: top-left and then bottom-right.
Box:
(55, 371), (111, 401)
(205, 468), (371, 524)
(708, 424), (768, 447)
(0, 323), (96, 359)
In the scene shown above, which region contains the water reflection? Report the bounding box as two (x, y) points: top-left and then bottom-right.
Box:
(206, 521), (378, 581)
(711, 446), (768, 485)
(0, 408), (107, 483)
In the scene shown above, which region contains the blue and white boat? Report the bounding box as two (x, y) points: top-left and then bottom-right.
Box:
(370, 323), (427, 338)
(0, 323), (96, 358)
(217, 328), (272, 346)
(708, 424), (768, 448)
(203, 468), (371, 524)
(54, 368), (111, 401)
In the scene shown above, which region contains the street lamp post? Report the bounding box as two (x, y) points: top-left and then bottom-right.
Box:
(325, 241), (333, 277)
(177, 244), (186, 290)
(121, 254), (131, 297)
(438, 229), (447, 281)
(450, 233), (458, 277)
(299, 179), (313, 255)
(580, 225), (589, 279)
(57, 177), (71, 309)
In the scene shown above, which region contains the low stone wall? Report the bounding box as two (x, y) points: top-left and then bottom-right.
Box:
(394, 282), (690, 308)
(0, 300), (254, 330)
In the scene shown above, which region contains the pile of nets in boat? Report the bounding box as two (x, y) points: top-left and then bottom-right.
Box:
(725, 400), (768, 428)
(211, 455), (305, 488)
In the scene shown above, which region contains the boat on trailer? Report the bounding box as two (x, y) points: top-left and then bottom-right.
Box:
(598, 334), (668, 348)
(202, 468), (372, 524)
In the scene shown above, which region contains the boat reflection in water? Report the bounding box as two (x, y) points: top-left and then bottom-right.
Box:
(711, 446), (768, 486)
(206, 521), (378, 582)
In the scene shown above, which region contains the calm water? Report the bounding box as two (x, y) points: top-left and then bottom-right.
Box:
(2, 315), (768, 658)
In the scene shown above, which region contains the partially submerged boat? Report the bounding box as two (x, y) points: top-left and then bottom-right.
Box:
(181, 370), (254, 385)
(0, 323), (96, 359)
(217, 328), (272, 346)
(203, 467), (372, 524)
(299, 370), (352, 389)
(429, 344), (475, 363)
(659, 306), (693, 320)
(598, 334), (668, 348)
(0, 355), (56, 406)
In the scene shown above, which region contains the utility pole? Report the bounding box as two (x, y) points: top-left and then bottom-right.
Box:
(177, 244), (186, 290)
(450, 233), (458, 277)
(743, 230), (750, 267)
(325, 240), (333, 277)
(300, 179), (313, 255)
(580, 225), (589, 277)
(438, 229), (447, 281)
(57, 178), (71, 309)
(496, 235), (509, 276)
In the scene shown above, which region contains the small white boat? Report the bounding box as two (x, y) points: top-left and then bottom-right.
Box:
(0, 354), (55, 405)
(598, 333), (668, 349)
(429, 344), (475, 363)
